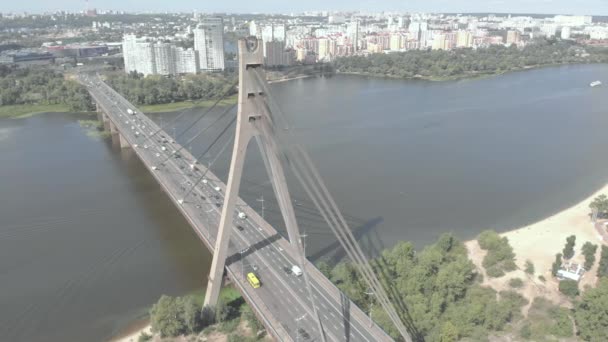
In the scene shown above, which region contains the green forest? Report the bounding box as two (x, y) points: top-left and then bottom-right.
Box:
(318, 233), (608, 342)
(0, 65), (94, 112)
(333, 39), (608, 80)
(104, 72), (237, 106)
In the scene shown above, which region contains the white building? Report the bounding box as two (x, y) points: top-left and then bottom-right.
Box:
(174, 47), (199, 74)
(122, 34), (199, 76)
(194, 17), (225, 71)
(561, 26), (572, 39)
(154, 43), (176, 76)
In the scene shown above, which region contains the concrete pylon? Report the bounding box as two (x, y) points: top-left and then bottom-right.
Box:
(203, 38), (325, 341)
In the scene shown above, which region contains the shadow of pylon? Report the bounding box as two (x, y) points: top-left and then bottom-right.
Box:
(361, 226), (425, 342)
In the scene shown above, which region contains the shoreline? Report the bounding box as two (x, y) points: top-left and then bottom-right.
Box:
(337, 61), (604, 82)
(465, 180), (608, 310)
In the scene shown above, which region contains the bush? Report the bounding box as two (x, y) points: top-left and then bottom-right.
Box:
(241, 305), (263, 332)
(477, 230), (517, 278)
(538, 275), (546, 282)
(558, 279), (579, 298)
(524, 260), (535, 275)
(137, 332), (152, 342)
(509, 278), (524, 288)
(215, 299), (236, 323)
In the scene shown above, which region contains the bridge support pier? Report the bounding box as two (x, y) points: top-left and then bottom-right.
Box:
(118, 133), (130, 149)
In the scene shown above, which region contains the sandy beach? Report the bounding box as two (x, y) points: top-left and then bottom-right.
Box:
(466, 182), (608, 310)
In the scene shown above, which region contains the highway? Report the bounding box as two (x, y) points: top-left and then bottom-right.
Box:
(80, 73), (393, 342)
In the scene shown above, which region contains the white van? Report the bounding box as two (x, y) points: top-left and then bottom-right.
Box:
(291, 265), (303, 277)
(238, 212), (247, 219)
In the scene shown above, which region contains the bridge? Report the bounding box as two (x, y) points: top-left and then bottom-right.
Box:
(80, 38), (412, 342)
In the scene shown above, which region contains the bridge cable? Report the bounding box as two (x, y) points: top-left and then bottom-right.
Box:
(154, 103), (237, 168)
(134, 79), (237, 146)
(251, 70), (413, 341)
(179, 114), (238, 203)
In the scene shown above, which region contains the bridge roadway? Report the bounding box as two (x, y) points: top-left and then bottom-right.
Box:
(80, 74), (393, 342)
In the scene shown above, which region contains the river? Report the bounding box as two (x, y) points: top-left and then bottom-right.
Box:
(1, 64), (608, 341)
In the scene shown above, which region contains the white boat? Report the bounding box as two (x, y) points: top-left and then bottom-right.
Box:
(590, 81), (602, 87)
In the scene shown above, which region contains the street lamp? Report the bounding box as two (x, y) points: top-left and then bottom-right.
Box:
(364, 289), (375, 328)
(257, 195), (265, 219)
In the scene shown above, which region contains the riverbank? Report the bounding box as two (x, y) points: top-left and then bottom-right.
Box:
(465, 181), (608, 311)
(337, 61), (603, 82)
(139, 95), (237, 113)
(0, 103), (70, 119)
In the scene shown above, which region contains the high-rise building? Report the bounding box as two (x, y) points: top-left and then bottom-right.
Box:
(264, 40), (293, 67)
(390, 34), (404, 51)
(561, 26), (572, 39)
(318, 38), (330, 60)
(456, 30), (473, 48)
(154, 43), (176, 76)
(194, 17), (225, 71)
(122, 34), (200, 76)
(174, 47), (199, 74)
(506, 30), (521, 45)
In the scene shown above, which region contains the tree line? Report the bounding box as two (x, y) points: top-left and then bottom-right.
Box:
(0, 65), (94, 112)
(105, 72), (237, 106)
(333, 38), (608, 80)
(318, 232), (608, 341)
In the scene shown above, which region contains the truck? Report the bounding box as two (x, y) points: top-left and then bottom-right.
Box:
(291, 265), (303, 277)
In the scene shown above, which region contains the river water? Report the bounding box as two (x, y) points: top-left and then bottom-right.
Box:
(1, 64), (608, 341)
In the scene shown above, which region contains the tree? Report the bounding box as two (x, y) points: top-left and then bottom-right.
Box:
(524, 260), (535, 275)
(574, 278), (608, 341)
(215, 298), (235, 323)
(316, 260), (332, 278)
(439, 321), (459, 342)
(183, 296), (202, 333)
(562, 235), (576, 259)
(149, 295), (187, 337)
(589, 194), (608, 216)
(598, 246), (608, 278)
(558, 280), (579, 298)
(552, 253), (562, 277)
(477, 230), (516, 278)
(581, 242), (598, 270)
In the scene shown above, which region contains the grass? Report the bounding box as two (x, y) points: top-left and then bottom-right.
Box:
(0, 103), (70, 119)
(139, 95), (237, 113)
(186, 285), (243, 307)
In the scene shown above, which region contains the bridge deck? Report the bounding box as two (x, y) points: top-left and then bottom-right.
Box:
(82, 74), (393, 342)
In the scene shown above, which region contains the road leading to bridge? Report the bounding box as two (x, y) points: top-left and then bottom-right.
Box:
(80, 73), (393, 342)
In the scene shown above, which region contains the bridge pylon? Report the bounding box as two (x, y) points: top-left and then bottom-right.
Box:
(203, 37), (326, 341)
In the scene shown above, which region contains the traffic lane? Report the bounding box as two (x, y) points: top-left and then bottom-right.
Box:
(235, 212), (373, 341)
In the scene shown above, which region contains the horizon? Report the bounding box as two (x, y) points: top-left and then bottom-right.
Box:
(1, 0), (608, 17)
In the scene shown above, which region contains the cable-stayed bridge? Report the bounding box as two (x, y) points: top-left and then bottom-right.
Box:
(79, 37), (412, 342)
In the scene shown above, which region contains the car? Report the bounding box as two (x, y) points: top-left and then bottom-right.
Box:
(247, 272), (261, 289)
(214, 186), (221, 192)
(291, 265), (303, 276)
(283, 267), (292, 275)
(237, 225), (244, 231)
(238, 212), (247, 219)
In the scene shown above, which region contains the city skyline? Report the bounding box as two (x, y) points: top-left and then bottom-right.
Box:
(3, 0), (608, 16)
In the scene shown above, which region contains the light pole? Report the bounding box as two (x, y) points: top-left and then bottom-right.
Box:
(365, 289), (375, 328)
(295, 313), (307, 342)
(257, 195), (265, 219)
(300, 232), (308, 259)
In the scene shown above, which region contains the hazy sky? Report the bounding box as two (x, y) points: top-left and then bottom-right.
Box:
(4, 0), (608, 16)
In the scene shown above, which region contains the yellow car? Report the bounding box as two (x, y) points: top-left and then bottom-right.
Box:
(247, 272), (261, 289)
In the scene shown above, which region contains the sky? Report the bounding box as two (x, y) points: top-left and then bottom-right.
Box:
(4, 0), (608, 16)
